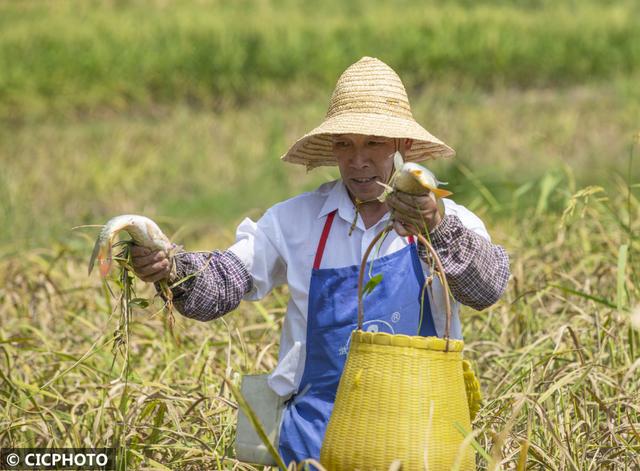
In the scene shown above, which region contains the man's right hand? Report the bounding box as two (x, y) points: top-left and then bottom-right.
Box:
(131, 245), (173, 283)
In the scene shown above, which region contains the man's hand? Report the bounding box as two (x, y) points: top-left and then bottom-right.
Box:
(386, 190), (443, 237)
(131, 245), (173, 283)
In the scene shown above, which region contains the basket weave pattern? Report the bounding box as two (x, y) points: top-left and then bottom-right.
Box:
(320, 331), (475, 470)
(320, 230), (477, 470)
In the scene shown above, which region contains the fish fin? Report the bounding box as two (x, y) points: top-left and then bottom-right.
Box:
(98, 244), (113, 277)
(393, 151), (404, 172)
(407, 168), (452, 197)
(432, 188), (453, 198)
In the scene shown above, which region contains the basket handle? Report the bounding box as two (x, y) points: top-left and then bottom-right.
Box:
(356, 226), (453, 351)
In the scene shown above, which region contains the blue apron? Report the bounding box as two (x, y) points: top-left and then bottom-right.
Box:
(277, 210), (437, 464)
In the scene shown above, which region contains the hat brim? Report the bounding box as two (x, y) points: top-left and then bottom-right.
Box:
(281, 112), (455, 169)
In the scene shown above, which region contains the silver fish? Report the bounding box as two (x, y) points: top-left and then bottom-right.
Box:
(88, 214), (173, 277)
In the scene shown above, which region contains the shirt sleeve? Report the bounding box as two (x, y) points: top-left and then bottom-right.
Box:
(158, 250), (253, 322)
(227, 209), (288, 301)
(418, 213), (510, 311)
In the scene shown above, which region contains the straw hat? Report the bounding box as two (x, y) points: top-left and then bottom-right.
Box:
(281, 56), (455, 169)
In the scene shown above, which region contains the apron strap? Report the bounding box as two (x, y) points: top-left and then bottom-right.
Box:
(314, 212), (416, 269)
(313, 210), (337, 270)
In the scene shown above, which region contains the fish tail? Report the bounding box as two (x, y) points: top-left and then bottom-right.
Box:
(88, 237), (101, 275)
(88, 237), (113, 277)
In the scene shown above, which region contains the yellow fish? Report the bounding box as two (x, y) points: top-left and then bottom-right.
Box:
(377, 152), (453, 201)
(392, 151), (453, 198)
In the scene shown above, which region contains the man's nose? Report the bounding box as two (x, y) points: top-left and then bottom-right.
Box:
(349, 148), (370, 168)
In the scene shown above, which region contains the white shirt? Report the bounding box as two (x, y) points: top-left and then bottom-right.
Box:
(229, 179), (491, 397)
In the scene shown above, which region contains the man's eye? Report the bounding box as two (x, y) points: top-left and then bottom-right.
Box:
(368, 141), (385, 146)
(335, 141), (349, 147)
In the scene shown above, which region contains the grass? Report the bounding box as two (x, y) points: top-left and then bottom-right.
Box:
(1, 0), (640, 119)
(2, 77), (639, 248)
(1, 160), (638, 469)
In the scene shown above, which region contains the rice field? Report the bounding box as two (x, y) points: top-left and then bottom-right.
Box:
(1, 159), (638, 469)
(1, 0), (639, 469)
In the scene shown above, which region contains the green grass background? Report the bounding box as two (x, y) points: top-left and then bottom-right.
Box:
(2, 0), (640, 115)
(2, 0), (639, 247)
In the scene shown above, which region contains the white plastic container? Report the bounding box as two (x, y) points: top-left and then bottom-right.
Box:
(235, 374), (285, 465)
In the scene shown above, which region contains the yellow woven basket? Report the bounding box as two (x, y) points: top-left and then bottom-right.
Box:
(320, 231), (478, 471)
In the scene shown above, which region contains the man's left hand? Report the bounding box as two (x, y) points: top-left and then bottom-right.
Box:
(386, 191), (443, 237)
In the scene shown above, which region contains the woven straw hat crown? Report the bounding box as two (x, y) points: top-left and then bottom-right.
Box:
(281, 56), (455, 168)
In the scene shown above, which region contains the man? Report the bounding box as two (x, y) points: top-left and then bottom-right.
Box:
(131, 56), (510, 462)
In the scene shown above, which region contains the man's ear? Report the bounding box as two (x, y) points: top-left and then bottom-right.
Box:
(404, 138), (414, 150)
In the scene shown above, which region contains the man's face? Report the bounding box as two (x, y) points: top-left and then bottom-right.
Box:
(332, 134), (411, 202)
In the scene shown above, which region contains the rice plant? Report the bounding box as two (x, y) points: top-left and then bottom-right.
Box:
(1, 151), (638, 468)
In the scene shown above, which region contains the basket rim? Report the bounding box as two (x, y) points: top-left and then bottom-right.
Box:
(352, 331), (464, 352)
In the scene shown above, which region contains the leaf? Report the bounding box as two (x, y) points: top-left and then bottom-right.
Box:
(0, 337), (33, 344)
(130, 297), (150, 309)
(616, 244), (628, 312)
(513, 180), (534, 199)
(455, 162), (501, 211)
(538, 367), (584, 403)
(453, 422), (492, 462)
(631, 305), (640, 330)
(536, 172), (562, 216)
(148, 402), (166, 445)
(550, 284), (619, 310)
(362, 274), (383, 297)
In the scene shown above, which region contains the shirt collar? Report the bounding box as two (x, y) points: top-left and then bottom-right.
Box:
(318, 180), (391, 230)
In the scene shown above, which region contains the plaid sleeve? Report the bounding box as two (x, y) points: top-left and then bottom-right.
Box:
(418, 214), (510, 311)
(156, 250), (253, 322)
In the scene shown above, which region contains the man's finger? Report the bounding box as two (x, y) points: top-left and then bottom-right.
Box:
(136, 259), (170, 278)
(387, 194), (418, 216)
(395, 193), (438, 216)
(133, 250), (167, 269)
(388, 193), (428, 217)
(388, 201), (425, 226)
(138, 266), (170, 283)
(130, 245), (152, 257)
(393, 220), (409, 237)
(389, 203), (421, 221)
(139, 269), (170, 283)
(394, 190), (434, 205)
(393, 220), (419, 237)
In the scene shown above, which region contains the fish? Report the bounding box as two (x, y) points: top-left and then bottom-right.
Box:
(391, 151), (452, 197)
(88, 214), (173, 277)
(377, 151), (453, 201)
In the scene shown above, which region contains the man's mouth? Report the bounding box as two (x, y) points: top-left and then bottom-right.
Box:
(351, 177), (377, 184)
